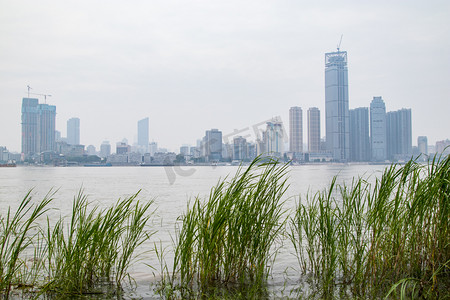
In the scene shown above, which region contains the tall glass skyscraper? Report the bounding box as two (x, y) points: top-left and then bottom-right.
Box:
(289, 106), (303, 153)
(21, 98), (56, 158)
(325, 50), (349, 161)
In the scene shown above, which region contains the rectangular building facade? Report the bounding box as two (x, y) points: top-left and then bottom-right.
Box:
(263, 121), (284, 158)
(387, 108), (412, 161)
(233, 136), (248, 161)
(21, 98), (56, 158)
(417, 136), (428, 156)
(138, 117), (149, 153)
(370, 97), (387, 161)
(67, 117), (80, 145)
(289, 106), (303, 153)
(307, 107), (320, 153)
(350, 107), (370, 162)
(325, 51), (350, 161)
(204, 129), (222, 161)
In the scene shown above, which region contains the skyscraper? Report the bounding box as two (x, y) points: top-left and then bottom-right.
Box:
(325, 50), (350, 161)
(370, 97), (387, 161)
(22, 98), (39, 156)
(417, 136), (428, 156)
(289, 107), (303, 154)
(67, 117), (80, 145)
(137, 117), (149, 153)
(307, 107), (320, 153)
(386, 108), (412, 161)
(204, 129), (222, 161)
(21, 97), (56, 158)
(350, 107), (370, 161)
(263, 121), (284, 157)
(100, 141), (111, 158)
(233, 136), (248, 161)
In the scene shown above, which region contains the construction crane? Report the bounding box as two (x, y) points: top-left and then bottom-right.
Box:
(27, 85), (32, 98)
(337, 34), (343, 52)
(26, 85), (52, 103)
(30, 93), (52, 104)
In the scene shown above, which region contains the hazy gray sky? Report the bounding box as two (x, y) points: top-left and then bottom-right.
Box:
(1, 0), (449, 152)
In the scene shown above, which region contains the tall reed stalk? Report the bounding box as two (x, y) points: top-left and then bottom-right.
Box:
(171, 157), (289, 297)
(43, 190), (155, 296)
(1, 190), (155, 298)
(290, 155), (450, 299)
(0, 190), (53, 298)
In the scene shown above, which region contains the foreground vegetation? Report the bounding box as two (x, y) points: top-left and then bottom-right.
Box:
(1, 155), (449, 299)
(158, 157), (289, 298)
(0, 190), (154, 299)
(290, 155), (449, 299)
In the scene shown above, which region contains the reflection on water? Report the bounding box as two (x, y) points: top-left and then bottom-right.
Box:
(0, 164), (387, 297)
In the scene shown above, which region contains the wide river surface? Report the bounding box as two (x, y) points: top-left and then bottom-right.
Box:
(0, 163), (388, 298)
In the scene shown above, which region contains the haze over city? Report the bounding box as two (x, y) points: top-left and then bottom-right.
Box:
(1, 1), (449, 152)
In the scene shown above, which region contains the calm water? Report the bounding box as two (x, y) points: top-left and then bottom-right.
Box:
(0, 163), (387, 298)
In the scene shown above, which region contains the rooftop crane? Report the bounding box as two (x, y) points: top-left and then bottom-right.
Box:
(27, 85), (32, 98)
(26, 85), (52, 103)
(30, 93), (52, 104)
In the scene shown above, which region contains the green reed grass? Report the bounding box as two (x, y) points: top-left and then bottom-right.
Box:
(290, 155), (450, 299)
(0, 190), (53, 298)
(0, 190), (155, 298)
(169, 157), (289, 297)
(43, 190), (155, 296)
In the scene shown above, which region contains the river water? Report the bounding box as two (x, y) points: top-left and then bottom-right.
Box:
(0, 163), (388, 298)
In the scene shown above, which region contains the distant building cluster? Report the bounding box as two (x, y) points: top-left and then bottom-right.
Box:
(5, 47), (448, 166)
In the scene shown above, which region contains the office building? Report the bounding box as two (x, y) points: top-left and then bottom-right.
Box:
(263, 121), (284, 157)
(149, 142), (158, 156)
(386, 108), (412, 161)
(138, 117), (149, 153)
(180, 145), (190, 155)
(417, 136), (428, 156)
(289, 107), (303, 154)
(204, 129), (222, 161)
(67, 117), (80, 145)
(100, 141), (111, 158)
(307, 107), (320, 153)
(116, 142), (131, 154)
(325, 50), (350, 161)
(233, 136), (248, 161)
(21, 98), (56, 158)
(370, 97), (387, 161)
(350, 107), (370, 162)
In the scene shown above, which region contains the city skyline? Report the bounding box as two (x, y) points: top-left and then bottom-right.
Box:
(1, 2), (450, 152)
(12, 91), (448, 164)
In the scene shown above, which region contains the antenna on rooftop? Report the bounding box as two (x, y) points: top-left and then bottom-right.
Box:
(27, 85), (32, 98)
(337, 34), (343, 52)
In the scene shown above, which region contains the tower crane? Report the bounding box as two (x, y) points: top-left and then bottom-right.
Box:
(26, 85), (52, 103)
(30, 93), (52, 104)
